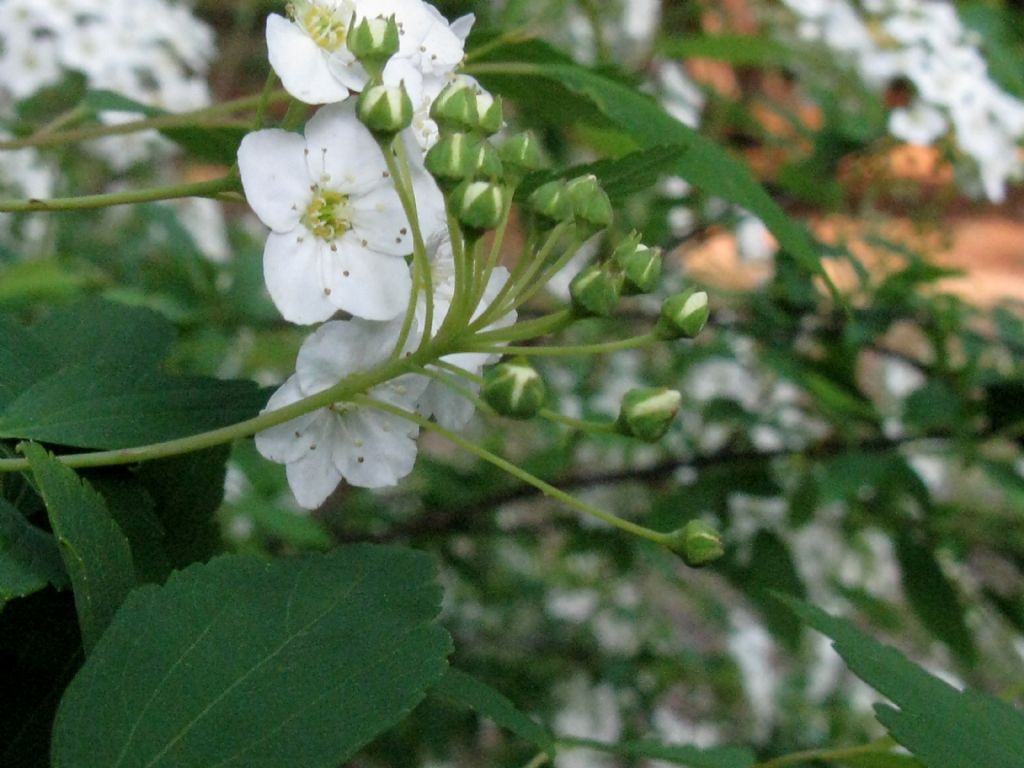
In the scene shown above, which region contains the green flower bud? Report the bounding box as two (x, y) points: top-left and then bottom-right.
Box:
(611, 231), (643, 266)
(356, 82), (413, 137)
(476, 93), (504, 135)
(482, 357), (546, 419)
(499, 131), (548, 179)
(430, 80), (479, 133)
(565, 174), (613, 234)
(616, 241), (662, 295)
(347, 14), (399, 76)
(474, 141), (504, 181)
(616, 387), (681, 442)
(451, 180), (507, 233)
(655, 289), (709, 340)
(425, 133), (502, 189)
(527, 179), (574, 227)
(569, 263), (622, 318)
(664, 520), (725, 568)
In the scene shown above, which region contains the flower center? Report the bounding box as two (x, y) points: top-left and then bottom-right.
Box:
(303, 189), (351, 241)
(292, 3), (349, 52)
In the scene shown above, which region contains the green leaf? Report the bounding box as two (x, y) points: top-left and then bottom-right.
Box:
(895, 532), (975, 664)
(0, 498), (67, 606)
(780, 596), (1024, 768)
(235, 495), (333, 550)
(839, 754), (924, 768)
(903, 381), (963, 432)
(726, 531), (806, 649)
(22, 443), (135, 654)
(0, 367), (267, 449)
(28, 298), (175, 370)
(562, 737), (755, 768)
(133, 446), (229, 568)
(0, 317), (56, 410)
(470, 41), (837, 299)
(88, 477), (173, 584)
(0, 589), (82, 768)
(520, 144), (688, 202)
(433, 667), (556, 756)
(0, 259), (99, 309)
(52, 545), (452, 768)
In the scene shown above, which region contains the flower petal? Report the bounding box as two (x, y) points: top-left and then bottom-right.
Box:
(266, 14), (351, 104)
(254, 376), (326, 463)
(285, 429), (346, 508)
(264, 232), (338, 324)
(418, 375), (477, 430)
(321, 243), (412, 320)
(304, 101), (387, 194)
(332, 409), (419, 487)
(237, 129), (310, 232)
(349, 185), (414, 255)
(296, 317), (405, 393)
(449, 13), (475, 43)
(370, 373), (430, 410)
(325, 50), (369, 92)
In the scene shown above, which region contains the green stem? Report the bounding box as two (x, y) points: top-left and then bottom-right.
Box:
(470, 309), (573, 345)
(754, 738), (898, 768)
(254, 70), (280, 129)
(540, 409), (617, 434)
(471, 222), (570, 331)
(0, 174), (238, 213)
(31, 105), (90, 137)
(465, 332), (657, 358)
(471, 186), (515, 310)
(383, 138), (433, 358)
(356, 397), (674, 547)
(503, 232), (585, 315)
(0, 345), (437, 474)
(577, 0), (612, 64)
(520, 753), (550, 768)
(0, 90), (291, 151)
(411, 363), (496, 418)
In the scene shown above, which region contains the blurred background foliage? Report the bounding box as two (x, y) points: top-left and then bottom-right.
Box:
(1, 0), (1023, 766)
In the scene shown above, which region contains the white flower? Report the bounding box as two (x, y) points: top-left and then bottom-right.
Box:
(360, 0), (473, 78)
(266, 0), (472, 105)
(255, 317), (428, 508)
(735, 214), (777, 263)
(888, 100), (947, 146)
(266, 1), (365, 105)
(415, 234), (516, 429)
(238, 100), (418, 323)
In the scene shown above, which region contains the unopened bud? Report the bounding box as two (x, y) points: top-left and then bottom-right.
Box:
(528, 180), (574, 227)
(430, 80), (479, 133)
(451, 180), (507, 233)
(476, 92), (504, 135)
(615, 240), (662, 295)
(655, 289), (709, 340)
(499, 132), (548, 180)
(565, 174), (613, 234)
(569, 263), (622, 318)
(356, 82), (413, 136)
(347, 14), (399, 75)
(665, 520), (724, 567)
(616, 387), (681, 442)
(482, 357), (546, 419)
(425, 133), (502, 188)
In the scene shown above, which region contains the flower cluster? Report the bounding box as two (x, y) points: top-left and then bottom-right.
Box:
(241, 0), (519, 507)
(778, 0), (1024, 201)
(239, 0), (713, 520)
